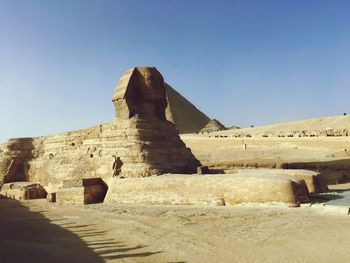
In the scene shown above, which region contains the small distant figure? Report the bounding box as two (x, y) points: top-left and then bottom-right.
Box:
(112, 156), (123, 177)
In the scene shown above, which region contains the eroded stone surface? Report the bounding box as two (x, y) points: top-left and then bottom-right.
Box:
(105, 173), (309, 207)
(56, 178), (108, 205)
(112, 67), (167, 120)
(0, 182), (47, 200)
(238, 169), (328, 193)
(0, 138), (34, 185)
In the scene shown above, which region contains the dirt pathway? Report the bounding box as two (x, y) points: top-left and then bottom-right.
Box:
(1, 199), (350, 262)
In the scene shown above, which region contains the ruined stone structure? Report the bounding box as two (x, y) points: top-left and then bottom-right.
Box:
(0, 67), (201, 189)
(56, 178), (108, 205)
(0, 182), (47, 200)
(237, 169), (328, 194)
(105, 173), (309, 207)
(0, 138), (34, 187)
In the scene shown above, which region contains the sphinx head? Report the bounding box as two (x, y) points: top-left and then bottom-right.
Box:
(112, 67), (167, 120)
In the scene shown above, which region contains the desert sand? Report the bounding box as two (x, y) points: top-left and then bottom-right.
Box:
(215, 115), (350, 136)
(1, 193), (350, 263)
(182, 135), (350, 184)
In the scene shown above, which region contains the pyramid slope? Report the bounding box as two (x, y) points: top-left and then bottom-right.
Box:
(200, 119), (227, 133)
(165, 84), (210, 134)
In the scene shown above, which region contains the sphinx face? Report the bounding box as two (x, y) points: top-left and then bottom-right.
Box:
(140, 68), (165, 102)
(112, 67), (167, 120)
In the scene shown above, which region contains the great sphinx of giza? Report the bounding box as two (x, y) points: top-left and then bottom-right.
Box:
(0, 67), (201, 188)
(110, 67), (201, 176)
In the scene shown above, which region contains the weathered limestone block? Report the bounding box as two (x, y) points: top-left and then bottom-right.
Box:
(0, 138), (35, 185)
(56, 178), (108, 205)
(0, 182), (47, 200)
(56, 187), (86, 205)
(239, 169), (328, 193)
(104, 173), (309, 207)
(279, 169), (328, 193)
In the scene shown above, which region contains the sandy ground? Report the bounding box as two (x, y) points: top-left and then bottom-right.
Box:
(181, 136), (350, 184)
(1, 194), (350, 263)
(181, 136), (350, 163)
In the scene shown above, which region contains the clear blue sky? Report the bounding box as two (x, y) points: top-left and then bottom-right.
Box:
(1, 0), (349, 143)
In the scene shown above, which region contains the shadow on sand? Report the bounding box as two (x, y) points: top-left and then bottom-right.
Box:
(0, 199), (162, 262)
(309, 192), (346, 203)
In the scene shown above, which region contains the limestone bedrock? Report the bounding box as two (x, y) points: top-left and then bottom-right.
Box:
(104, 173), (309, 207)
(0, 182), (47, 201)
(0, 67), (201, 187)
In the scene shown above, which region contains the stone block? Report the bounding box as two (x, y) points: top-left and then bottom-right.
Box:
(0, 182), (47, 200)
(239, 169), (328, 193)
(56, 178), (108, 205)
(104, 173), (309, 207)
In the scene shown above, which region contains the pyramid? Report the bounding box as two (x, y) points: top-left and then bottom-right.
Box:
(165, 84), (210, 134)
(199, 119), (227, 133)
